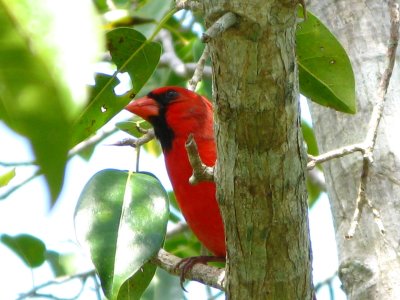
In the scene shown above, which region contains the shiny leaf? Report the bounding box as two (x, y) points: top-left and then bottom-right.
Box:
(74, 170), (169, 300)
(118, 262), (156, 300)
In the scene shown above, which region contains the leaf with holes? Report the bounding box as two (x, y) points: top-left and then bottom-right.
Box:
(71, 73), (129, 145)
(72, 28), (161, 146)
(74, 170), (169, 299)
(107, 28), (161, 93)
(297, 11), (356, 114)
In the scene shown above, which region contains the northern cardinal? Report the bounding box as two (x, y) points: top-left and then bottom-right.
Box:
(125, 86), (226, 264)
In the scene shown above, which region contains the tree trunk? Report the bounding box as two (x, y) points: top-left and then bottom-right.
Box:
(308, 1), (400, 299)
(203, 1), (313, 299)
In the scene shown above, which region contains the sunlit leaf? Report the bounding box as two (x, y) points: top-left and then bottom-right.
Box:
(0, 0), (103, 201)
(1, 234), (46, 268)
(132, 0), (174, 37)
(74, 170), (169, 300)
(72, 28), (161, 146)
(107, 28), (161, 93)
(45, 250), (77, 277)
(118, 262), (156, 300)
(72, 73), (128, 146)
(0, 168), (16, 187)
(297, 11), (356, 114)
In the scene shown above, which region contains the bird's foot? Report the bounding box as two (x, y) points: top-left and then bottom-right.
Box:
(175, 255), (225, 291)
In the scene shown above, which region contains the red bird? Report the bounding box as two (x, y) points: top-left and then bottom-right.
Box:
(125, 86), (226, 259)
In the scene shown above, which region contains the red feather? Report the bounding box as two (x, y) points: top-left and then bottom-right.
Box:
(126, 87), (225, 256)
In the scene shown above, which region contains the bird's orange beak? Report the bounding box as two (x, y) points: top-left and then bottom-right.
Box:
(125, 96), (159, 121)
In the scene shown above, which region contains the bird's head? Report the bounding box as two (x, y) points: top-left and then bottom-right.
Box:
(125, 86), (213, 151)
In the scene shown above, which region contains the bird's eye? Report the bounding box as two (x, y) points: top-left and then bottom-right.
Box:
(165, 90), (178, 100)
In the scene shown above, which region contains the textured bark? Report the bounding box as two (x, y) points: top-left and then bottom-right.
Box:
(203, 1), (313, 299)
(308, 1), (400, 299)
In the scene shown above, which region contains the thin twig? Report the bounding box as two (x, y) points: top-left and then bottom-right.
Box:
(0, 161), (36, 167)
(188, 45), (210, 91)
(314, 272), (338, 300)
(307, 143), (365, 170)
(69, 126), (117, 157)
(201, 12), (237, 42)
(185, 134), (214, 184)
(151, 249), (225, 290)
(363, 0), (399, 158)
(0, 170), (41, 200)
(345, 1), (399, 238)
(156, 29), (212, 80)
(346, 159), (369, 239)
(111, 129), (155, 148)
(17, 270), (96, 300)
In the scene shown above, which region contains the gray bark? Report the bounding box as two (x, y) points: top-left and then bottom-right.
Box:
(203, 1), (313, 299)
(308, 1), (400, 299)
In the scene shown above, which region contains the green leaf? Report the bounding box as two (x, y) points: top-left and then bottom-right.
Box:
(131, 0), (174, 38)
(307, 177), (322, 207)
(45, 250), (77, 277)
(72, 73), (127, 146)
(116, 119), (162, 157)
(0, 0), (104, 201)
(302, 121), (319, 156)
(74, 170), (169, 300)
(1, 234), (46, 268)
(72, 28), (161, 146)
(118, 262), (157, 300)
(107, 28), (161, 93)
(116, 118), (153, 138)
(0, 168), (16, 187)
(164, 229), (201, 258)
(297, 11), (356, 114)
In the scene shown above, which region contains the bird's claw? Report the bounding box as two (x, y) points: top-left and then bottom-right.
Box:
(174, 256), (225, 291)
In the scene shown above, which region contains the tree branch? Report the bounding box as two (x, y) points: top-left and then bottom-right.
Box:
(188, 45), (210, 91)
(201, 12), (237, 42)
(112, 129), (155, 148)
(151, 249), (225, 290)
(68, 126), (117, 157)
(307, 143), (365, 170)
(157, 29), (212, 80)
(185, 134), (214, 184)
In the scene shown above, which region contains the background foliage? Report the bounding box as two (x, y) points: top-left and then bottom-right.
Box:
(0, 0), (354, 299)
